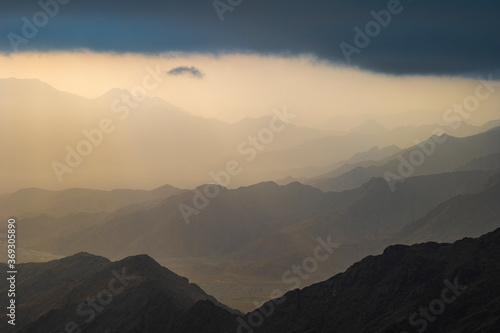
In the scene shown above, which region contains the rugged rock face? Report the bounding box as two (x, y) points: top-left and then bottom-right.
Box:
(250, 228), (500, 333)
(2, 229), (500, 332)
(0, 252), (236, 333)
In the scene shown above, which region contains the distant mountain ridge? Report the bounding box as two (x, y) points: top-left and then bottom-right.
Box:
(307, 126), (500, 192)
(3, 78), (499, 192)
(457, 152), (500, 172)
(11, 169), (498, 262)
(5, 169), (500, 312)
(0, 78), (328, 192)
(0, 184), (182, 220)
(395, 176), (500, 244)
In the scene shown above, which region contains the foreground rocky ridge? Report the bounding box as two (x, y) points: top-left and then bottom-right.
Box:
(1, 228), (500, 332)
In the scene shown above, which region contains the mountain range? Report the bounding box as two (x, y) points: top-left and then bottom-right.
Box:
(2, 78), (500, 320)
(0, 252), (238, 333)
(9, 168), (497, 261)
(2, 228), (500, 332)
(306, 126), (500, 192)
(3, 167), (499, 312)
(2, 78), (499, 192)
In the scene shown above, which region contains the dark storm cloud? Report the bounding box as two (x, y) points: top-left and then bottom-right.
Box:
(1, 0), (499, 76)
(167, 66), (204, 78)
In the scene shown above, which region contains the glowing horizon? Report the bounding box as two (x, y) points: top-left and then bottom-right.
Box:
(2, 51), (500, 126)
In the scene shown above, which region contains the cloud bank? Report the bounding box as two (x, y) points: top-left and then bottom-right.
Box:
(1, 0), (499, 76)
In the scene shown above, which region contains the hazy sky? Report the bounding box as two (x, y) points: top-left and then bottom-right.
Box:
(1, 51), (500, 124)
(1, 1), (499, 123)
(1, 1), (500, 192)
(2, 1), (500, 122)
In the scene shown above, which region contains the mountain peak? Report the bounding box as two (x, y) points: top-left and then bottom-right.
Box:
(352, 119), (389, 134)
(239, 181), (280, 191)
(57, 252), (110, 266)
(117, 253), (160, 268)
(355, 176), (391, 194)
(97, 88), (131, 100)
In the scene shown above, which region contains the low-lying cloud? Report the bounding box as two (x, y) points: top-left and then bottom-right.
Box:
(167, 66), (204, 78)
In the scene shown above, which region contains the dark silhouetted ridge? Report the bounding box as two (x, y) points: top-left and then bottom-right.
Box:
(251, 228), (500, 332)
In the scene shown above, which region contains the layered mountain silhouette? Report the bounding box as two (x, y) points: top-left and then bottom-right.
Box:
(395, 175), (500, 244)
(0, 184), (181, 220)
(297, 170), (500, 289)
(13, 169), (498, 262)
(6, 169), (500, 312)
(307, 126), (500, 192)
(276, 144), (401, 184)
(3, 78), (498, 192)
(0, 78), (326, 192)
(2, 229), (499, 332)
(249, 228), (500, 333)
(3, 80), (500, 322)
(457, 152), (500, 172)
(0, 252), (237, 333)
